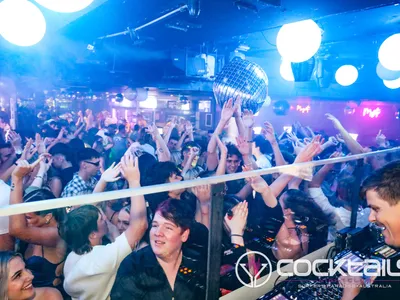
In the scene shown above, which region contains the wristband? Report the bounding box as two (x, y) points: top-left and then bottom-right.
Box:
(231, 234), (243, 238)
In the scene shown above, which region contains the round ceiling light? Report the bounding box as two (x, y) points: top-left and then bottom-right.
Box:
(335, 65), (358, 87)
(378, 34), (400, 71)
(0, 0), (46, 47)
(280, 60), (294, 81)
(383, 77), (400, 89)
(34, 0), (94, 13)
(276, 19), (322, 63)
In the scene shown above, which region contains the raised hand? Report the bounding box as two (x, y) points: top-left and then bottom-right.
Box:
(242, 165), (269, 194)
(336, 134), (345, 144)
(185, 121), (193, 135)
(242, 109), (254, 128)
(121, 154), (140, 185)
(325, 113), (343, 130)
(100, 162), (122, 183)
(221, 99), (236, 123)
(236, 136), (250, 156)
(192, 185), (211, 204)
(21, 138), (37, 161)
(39, 153), (53, 172)
(189, 146), (200, 158)
(35, 133), (46, 154)
(224, 201), (248, 235)
(294, 136), (323, 163)
(7, 131), (22, 150)
(376, 130), (388, 147)
(263, 121), (277, 144)
(12, 156), (44, 179)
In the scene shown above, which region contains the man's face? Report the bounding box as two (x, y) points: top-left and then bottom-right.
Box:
(52, 154), (65, 169)
(82, 157), (101, 177)
(226, 154), (241, 174)
(168, 139), (178, 151)
(0, 146), (13, 163)
(150, 212), (189, 259)
(367, 190), (400, 247)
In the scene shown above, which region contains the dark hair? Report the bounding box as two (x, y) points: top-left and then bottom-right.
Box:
(223, 194), (242, 216)
(138, 153), (157, 186)
(118, 124), (126, 132)
(181, 141), (201, 157)
(68, 138), (85, 152)
(0, 143), (12, 149)
(155, 199), (193, 231)
(254, 135), (273, 155)
(138, 128), (153, 145)
(282, 189), (334, 231)
(144, 162), (180, 186)
(77, 148), (100, 164)
(226, 143), (242, 160)
(59, 205), (100, 255)
(337, 175), (356, 202)
(360, 160), (400, 206)
(24, 189), (65, 223)
(49, 143), (73, 163)
(133, 124), (140, 131)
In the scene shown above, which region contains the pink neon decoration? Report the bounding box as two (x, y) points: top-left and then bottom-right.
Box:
(363, 107), (381, 118)
(296, 105), (311, 113)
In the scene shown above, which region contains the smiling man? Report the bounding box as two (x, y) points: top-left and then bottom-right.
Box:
(341, 160), (400, 300)
(111, 199), (206, 300)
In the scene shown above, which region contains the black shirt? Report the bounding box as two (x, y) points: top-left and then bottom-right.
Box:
(355, 255), (400, 299)
(110, 246), (206, 300)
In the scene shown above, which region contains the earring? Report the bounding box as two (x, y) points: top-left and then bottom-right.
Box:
(45, 219), (50, 224)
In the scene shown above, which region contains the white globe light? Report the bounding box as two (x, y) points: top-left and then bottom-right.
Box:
(383, 77), (400, 89)
(0, 0), (46, 47)
(276, 19), (322, 63)
(280, 60), (294, 81)
(34, 0), (94, 13)
(335, 65), (358, 86)
(378, 34), (400, 71)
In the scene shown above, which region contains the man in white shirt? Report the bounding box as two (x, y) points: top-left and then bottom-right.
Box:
(252, 135), (272, 169)
(309, 163), (370, 232)
(0, 179), (13, 251)
(60, 154), (147, 300)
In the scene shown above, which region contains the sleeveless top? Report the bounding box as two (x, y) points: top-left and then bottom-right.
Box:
(25, 245), (66, 294)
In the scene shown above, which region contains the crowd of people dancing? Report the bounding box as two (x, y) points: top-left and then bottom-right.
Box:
(0, 99), (399, 299)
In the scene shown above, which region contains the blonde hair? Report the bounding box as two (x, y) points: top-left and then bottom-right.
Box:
(0, 251), (23, 300)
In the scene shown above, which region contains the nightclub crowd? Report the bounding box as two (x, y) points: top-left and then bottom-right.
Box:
(0, 99), (399, 300)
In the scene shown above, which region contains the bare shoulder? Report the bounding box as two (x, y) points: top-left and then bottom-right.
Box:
(34, 287), (62, 300)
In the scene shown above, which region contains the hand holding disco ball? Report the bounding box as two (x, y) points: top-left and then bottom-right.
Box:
(213, 57), (270, 114)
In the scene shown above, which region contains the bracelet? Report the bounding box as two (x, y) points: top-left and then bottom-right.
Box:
(231, 234), (243, 238)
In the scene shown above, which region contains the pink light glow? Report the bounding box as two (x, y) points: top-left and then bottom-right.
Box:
(363, 107), (381, 118)
(296, 105), (311, 113)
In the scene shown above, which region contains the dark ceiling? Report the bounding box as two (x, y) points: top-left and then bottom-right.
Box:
(0, 0), (400, 99)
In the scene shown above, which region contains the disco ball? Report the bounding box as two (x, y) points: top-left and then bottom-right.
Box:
(213, 57), (269, 114)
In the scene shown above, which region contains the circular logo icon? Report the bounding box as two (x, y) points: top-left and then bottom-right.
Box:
(235, 251), (272, 288)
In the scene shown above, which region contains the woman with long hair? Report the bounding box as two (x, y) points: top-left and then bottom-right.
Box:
(0, 251), (62, 299)
(273, 189), (335, 260)
(9, 157), (66, 294)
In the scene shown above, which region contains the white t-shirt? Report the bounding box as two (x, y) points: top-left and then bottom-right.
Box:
(256, 155), (272, 169)
(0, 180), (10, 235)
(308, 187), (370, 230)
(63, 233), (132, 300)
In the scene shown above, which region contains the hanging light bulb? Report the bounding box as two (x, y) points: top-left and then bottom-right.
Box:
(276, 19), (322, 63)
(34, 0), (94, 13)
(0, 0), (46, 47)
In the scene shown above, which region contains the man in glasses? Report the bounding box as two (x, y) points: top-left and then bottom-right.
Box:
(61, 148), (101, 198)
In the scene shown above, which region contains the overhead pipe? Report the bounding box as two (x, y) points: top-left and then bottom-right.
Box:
(97, 0), (200, 40)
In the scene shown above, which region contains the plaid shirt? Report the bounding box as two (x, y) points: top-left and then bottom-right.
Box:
(61, 173), (98, 198)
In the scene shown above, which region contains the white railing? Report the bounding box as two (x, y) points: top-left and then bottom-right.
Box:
(0, 147), (398, 216)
